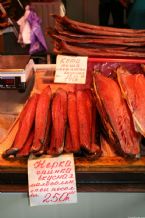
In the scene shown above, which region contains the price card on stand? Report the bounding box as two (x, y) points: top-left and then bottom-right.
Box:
(28, 153), (77, 207)
(54, 55), (88, 84)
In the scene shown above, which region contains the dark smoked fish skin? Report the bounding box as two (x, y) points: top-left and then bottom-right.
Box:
(31, 86), (52, 154)
(54, 41), (145, 58)
(93, 73), (140, 157)
(3, 93), (39, 158)
(48, 88), (67, 155)
(51, 33), (145, 47)
(51, 15), (145, 58)
(54, 15), (145, 37)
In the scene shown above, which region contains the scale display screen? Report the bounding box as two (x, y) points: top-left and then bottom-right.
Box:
(0, 76), (26, 91)
(0, 76), (16, 88)
(0, 55), (33, 92)
(2, 78), (15, 86)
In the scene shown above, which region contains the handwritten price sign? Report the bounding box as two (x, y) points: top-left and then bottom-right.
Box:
(54, 55), (88, 84)
(28, 154), (77, 206)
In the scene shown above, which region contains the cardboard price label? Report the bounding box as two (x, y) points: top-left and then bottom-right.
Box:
(54, 55), (88, 84)
(28, 154), (77, 206)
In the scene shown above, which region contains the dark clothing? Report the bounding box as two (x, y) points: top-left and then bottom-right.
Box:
(99, 0), (125, 27)
(6, 0), (30, 20)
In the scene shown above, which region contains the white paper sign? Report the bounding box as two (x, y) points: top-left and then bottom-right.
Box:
(54, 55), (88, 84)
(28, 154), (77, 206)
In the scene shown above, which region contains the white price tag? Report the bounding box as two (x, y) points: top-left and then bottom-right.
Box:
(54, 55), (88, 84)
(28, 154), (77, 206)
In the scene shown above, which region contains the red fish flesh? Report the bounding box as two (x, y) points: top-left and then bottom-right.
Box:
(47, 88), (67, 155)
(93, 72), (140, 157)
(31, 86), (52, 154)
(117, 66), (145, 137)
(3, 93), (39, 158)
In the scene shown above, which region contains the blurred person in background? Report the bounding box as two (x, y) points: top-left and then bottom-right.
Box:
(99, 0), (130, 27)
(7, 0), (29, 20)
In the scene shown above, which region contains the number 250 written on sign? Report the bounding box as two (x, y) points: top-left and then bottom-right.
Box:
(42, 191), (74, 203)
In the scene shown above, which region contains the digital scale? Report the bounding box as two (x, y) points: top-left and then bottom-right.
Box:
(0, 55), (34, 92)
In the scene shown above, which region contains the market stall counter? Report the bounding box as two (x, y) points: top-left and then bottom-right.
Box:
(0, 57), (145, 193)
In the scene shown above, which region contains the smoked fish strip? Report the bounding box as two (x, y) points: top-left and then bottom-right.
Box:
(89, 104), (101, 155)
(51, 33), (145, 47)
(67, 92), (80, 153)
(48, 88), (67, 155)
(54, 41), (145, 58)
(64, 126), (73, 153)
(31, 86), (52, 154)
(16, 130), (34, 158)
(54, 15), (145, 37)
(76, 90), (92, 152)
(79, 90), (102, 159)
(3, 93), (39, 158)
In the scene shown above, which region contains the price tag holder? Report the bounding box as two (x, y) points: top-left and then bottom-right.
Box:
(28, 153), (77, 206)
(54, 55), (88, 84)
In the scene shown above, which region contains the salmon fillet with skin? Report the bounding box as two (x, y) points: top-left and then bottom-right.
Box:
(117, 66), (145, 137)
(93, 72), (140, 157)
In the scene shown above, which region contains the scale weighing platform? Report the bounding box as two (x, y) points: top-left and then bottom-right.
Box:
(0, 55), (34, 92)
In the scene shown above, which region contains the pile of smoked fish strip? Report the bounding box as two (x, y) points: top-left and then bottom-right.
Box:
(3, 64), (145, 161)
(48, 15), (145, 58)
(2, 86), (101, 160)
